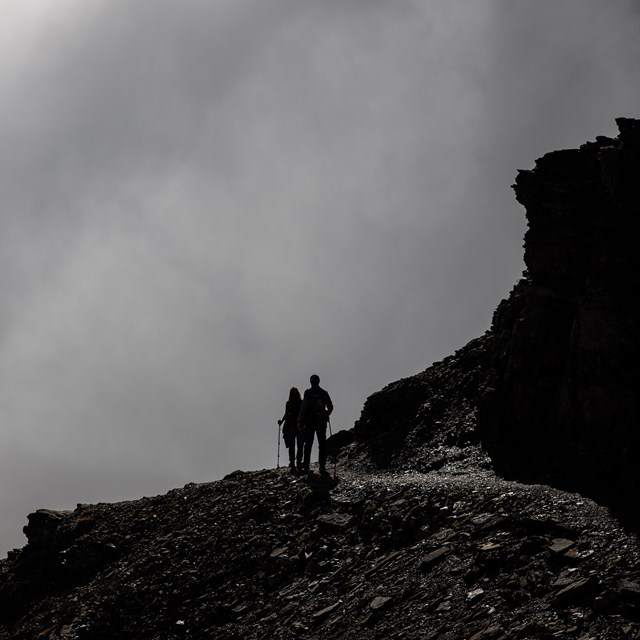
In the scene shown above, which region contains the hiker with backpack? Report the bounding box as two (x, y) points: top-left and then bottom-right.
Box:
(298, 374), (333, 475)
(278, 387), (303, 473)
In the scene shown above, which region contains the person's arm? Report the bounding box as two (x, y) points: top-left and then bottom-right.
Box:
(324, 391), (334, 417)
(278, 401), (289, 425)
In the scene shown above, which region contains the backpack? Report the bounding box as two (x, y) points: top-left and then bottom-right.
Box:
(310, 390), (326, 418)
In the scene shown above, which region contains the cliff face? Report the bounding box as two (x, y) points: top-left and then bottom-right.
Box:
(478, 118), (640, 506)
(343, 117), (640, 516)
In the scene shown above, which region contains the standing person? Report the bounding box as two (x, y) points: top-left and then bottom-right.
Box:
(278, 387), (303, 473)
(298, 374), (333, 475)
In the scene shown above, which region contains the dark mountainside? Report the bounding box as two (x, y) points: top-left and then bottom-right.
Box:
(2, 119), (640, 639)
(349, 117), (640, 522)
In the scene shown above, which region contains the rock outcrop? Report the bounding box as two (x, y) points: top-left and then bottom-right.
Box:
(478, 117), (640, 513)
(345, 335), (491, 472)
(344, 117), (640, 520)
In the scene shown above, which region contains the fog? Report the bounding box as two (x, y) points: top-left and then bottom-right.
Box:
(1, 0), (639, 553)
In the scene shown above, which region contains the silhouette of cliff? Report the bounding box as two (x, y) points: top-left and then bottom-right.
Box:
(480, 118), (640, 509)
(344, 117), (640, 520)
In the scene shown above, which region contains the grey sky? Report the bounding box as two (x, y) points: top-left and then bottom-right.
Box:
(1, 0), (639, 553)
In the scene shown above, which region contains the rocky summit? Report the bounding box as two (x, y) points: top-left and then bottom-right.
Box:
(2, 119), (640, 639)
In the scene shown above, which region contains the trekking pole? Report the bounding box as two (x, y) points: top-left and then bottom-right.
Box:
(277, 421), (281, 469)
(328, 417), (336, 479)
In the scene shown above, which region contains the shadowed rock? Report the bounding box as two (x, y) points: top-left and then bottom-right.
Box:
(478, 117), (640, 519)
(331, 117), (640, 525)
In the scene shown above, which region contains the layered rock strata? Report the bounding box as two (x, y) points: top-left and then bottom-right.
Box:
(479, 118), (640, 507)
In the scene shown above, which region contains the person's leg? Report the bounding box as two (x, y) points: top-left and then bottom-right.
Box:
(296, 430), (304, 471)
(303, 424), (315, 471)
(288, 443), (296, 471)
(317, 423), (328, 473)
(283, 429), (295, 470)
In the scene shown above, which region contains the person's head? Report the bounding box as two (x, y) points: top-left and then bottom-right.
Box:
(289, 387), (301, 402)
(310, 374), (320, 387)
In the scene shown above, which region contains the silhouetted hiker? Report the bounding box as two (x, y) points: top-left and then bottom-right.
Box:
(278, 387), (303, 473)
(298, 374), (333, 475)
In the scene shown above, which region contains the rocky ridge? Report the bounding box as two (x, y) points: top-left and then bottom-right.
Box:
(1, 464), (640, 639)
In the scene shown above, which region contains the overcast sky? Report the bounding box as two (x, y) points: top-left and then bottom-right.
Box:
(1, 0), (639, 553)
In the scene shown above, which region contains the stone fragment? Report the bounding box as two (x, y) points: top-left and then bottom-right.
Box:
(563, 547), (580, 561)
(59, 625), (76, 639)
(469, 626), (505, 640)
(435, 599), (452, 612)
(370, 596), (392, 611)
(552, 576), (596, 606)
(331, 497), (363, 510)
(312, 601), (341, 620)
(553, 569), (579, 588)
(467, 588), (485, 603)
(470, 514), (504, 530)
(232, 602), (251, 616)
(549, 538), (574, 554)
(419, 546), (450, 570)
(434, 528), (455, 542)
(315, 513), (355, 532)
